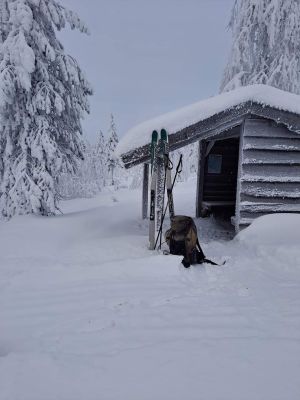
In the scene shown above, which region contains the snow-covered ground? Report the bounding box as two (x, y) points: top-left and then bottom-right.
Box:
(1, 178), (300, 400)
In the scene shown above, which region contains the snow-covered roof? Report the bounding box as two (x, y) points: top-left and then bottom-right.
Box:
(116, 84), (300, 167)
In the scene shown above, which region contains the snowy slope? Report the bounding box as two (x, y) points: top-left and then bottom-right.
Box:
(0, 180), (300, 400)
(116, 84), (300, 156)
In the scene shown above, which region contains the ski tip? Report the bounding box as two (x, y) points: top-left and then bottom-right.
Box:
(152, 130), (158, 138)
(160, 128), (167, 137)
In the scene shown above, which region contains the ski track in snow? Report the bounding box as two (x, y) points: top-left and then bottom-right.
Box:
(0, 179), (300, 400)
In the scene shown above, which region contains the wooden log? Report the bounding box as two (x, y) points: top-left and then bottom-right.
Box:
(240, 204), (300, 216)
(243, 136), (300, 151)
(242, 188), (300, 199)
(243, 149), (300, 165)
(242, 164), (300, 178)
(241, 181), (300, 197)
(142, 163), (149, 219)
(241, 174), (300, 183)
(243, 118), (299, 139)
(240, 193), (300, 204)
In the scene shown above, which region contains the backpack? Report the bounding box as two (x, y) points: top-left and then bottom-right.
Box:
(165, 215), (206, 268)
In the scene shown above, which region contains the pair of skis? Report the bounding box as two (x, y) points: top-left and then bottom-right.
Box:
(149, 129), (174, 250)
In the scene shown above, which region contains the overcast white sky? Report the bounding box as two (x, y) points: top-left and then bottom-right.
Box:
(60, 0), (234, 141)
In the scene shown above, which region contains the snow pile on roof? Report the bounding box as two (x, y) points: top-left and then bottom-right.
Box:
(116, 84), (300, 156)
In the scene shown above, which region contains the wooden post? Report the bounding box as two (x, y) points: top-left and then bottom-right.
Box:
(234, 122), (245, 233)
(142, 163), (149, 219)
(196, 140), (207, 217)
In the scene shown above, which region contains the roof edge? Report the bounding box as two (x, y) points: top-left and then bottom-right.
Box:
(121, 101), (300, 169)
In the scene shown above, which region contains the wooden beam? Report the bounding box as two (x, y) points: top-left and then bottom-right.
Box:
(196, 140), (207, 218)
(234, 123), (245, 233)
(142, 163), (149, 219)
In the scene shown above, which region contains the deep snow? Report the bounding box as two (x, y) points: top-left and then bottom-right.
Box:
(0, 178), (300, 400)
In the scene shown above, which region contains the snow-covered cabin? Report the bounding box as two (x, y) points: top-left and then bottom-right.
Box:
(116, 85), (300, 232)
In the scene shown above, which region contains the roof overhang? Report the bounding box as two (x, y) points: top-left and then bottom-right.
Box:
(121, 101), (300, 169)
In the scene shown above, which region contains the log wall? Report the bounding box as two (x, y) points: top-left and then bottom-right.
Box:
(237, 118), (300, 229)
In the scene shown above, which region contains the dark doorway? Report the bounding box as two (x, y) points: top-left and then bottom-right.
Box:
(201, 137), (240, 219)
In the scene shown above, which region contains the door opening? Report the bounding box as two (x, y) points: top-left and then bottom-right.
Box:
(200, 137), (240, 220)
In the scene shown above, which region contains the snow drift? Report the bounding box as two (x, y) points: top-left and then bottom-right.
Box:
(237, 213), (300, 247)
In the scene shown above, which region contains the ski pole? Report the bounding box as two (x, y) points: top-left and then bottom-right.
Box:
(154, 154), (183, 250)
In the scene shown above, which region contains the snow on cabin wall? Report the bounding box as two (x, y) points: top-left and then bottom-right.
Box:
(237, 118), (300, 228)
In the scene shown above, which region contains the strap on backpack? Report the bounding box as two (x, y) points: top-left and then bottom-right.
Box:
(196, 238), (219, 266)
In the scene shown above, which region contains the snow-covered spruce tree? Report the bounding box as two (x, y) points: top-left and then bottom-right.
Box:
(106, 114), (122, 186)
(0, 0), (92, 218)
(94, 130), (106, 188)
(75, 141), (99, 198)
(0, 1), (9, 42)
(220, 0), (300, 93)
(0, 1), (10, 184)
(58, 140), (101, 200)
